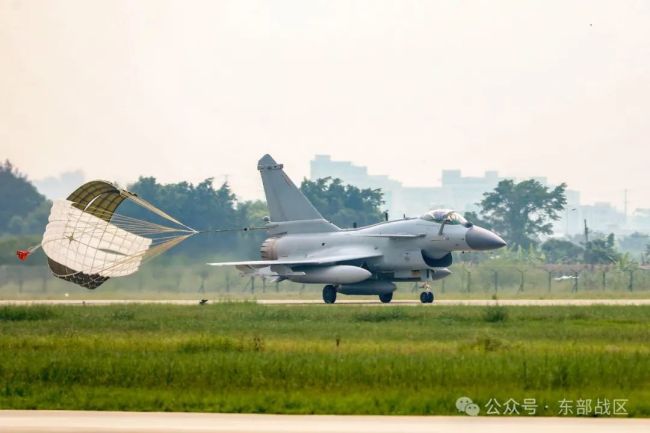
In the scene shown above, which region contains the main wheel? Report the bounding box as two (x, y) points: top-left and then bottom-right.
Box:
(427, 291), (434, 303)
(323, 285), (337, 304)
(379, 292), (393, 303)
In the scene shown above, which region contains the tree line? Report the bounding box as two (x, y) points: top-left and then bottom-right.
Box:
(0, 161), (384, 261)
(464, 178), (647, 266)
(1, 159), (647, 266)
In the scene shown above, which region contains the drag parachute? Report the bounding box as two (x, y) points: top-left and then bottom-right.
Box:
(17, 180), (197, 289)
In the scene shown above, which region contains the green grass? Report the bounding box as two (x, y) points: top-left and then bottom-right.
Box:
(0, 305), (58, 321)
(0, 303), (648, 416)
(483, 305), (509, 322)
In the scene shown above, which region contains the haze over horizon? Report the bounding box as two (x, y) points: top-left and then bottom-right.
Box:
(23, 155), (630, 211)
(2, 1), (649, 211)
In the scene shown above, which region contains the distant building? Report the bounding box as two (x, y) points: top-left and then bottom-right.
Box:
(435, 169), (502, 213)
(310, 155), (402, 213)
(632, 209), (650, 232)
(310, 155), (502, 218)
(554, 189), (582, 236)
(580, 202), (625, 234)
(309, 155), (639, 236)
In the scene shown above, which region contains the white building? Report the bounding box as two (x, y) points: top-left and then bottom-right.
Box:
(309, 155), (637, 236)
(310, 155), (502, 218)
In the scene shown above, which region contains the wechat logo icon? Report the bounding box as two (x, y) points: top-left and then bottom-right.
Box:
(456, 396), (480, 416)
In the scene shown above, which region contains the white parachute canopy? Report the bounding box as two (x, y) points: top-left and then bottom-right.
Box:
(33, 180), (197, 289)
(42, 200), (153, 278)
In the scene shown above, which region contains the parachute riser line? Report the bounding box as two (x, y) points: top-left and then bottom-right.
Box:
(197, 226), (268, 235)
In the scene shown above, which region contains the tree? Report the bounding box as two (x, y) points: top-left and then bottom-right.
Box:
(477, 179), (567, 250)
(0, 160), (49, 234)
(619, 232), (650, 256)
(541, 238), (584, 264)
(584, 233), (621, 265)
(237, 200), (268, 226)
(236, 200), (270, 257)
(300, 177), (384, 228)
(463, 211), (492, 230)
(127, 177), (243, 256)
(8, 201), (51, 235)
(128, 177), (239, 230)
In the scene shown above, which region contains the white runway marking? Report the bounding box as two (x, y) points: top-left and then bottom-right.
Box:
(1, 411), (648, 433)
(0, 299), (649, 306)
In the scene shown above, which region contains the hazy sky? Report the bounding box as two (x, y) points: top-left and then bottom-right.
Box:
(2, 1), (649, 211)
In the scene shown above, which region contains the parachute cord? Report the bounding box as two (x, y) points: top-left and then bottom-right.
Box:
(196, 226), (268, 235)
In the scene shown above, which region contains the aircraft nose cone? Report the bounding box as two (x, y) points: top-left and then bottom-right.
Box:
(465, 226), (507, 251)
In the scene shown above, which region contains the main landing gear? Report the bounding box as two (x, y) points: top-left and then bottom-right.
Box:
(323, 285), (337, 304)
(419, 283), (434, 304)
(378, 292), (393, 303)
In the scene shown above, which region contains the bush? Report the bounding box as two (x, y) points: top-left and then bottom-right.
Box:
(483, 305), (508, 323)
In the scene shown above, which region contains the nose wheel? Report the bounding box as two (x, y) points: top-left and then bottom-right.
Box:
(419, 283), (434, 304)
(322, 285), (337, 304)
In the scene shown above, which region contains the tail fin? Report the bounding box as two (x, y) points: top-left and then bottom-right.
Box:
(258, 154), (323, 222)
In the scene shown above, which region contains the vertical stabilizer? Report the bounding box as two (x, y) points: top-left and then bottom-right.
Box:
(258, 154), (324, 222)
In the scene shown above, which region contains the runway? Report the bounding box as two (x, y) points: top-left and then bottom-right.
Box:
(1, 411), (648, 433)
(1, 298), (649, 306)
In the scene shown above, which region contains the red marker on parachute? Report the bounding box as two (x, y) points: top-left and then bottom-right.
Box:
(16, 246), (39, 261)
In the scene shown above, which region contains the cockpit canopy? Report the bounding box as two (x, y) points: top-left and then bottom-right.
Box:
(420, 209), (472, 227)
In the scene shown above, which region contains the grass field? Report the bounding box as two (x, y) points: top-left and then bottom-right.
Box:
(0, 303), (648, 417)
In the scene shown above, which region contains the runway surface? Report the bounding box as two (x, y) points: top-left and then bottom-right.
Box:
(1, 298), (649, 306)
(1, 411), (648, 433)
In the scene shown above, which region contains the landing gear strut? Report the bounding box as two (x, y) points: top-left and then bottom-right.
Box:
(378, 292), (393, 303)
(323, 285), (337, 304)
(419, 283), (434, 304)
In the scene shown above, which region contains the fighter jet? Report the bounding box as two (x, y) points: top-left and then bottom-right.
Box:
(208, 154), (506, 303)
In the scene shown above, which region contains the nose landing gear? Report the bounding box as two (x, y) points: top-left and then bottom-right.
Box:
(420, 291), (434, 303)
(419, 283), (434, 304)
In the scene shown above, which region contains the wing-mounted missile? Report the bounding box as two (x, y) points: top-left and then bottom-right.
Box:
(233, 263), (372, 285)
(288, 265), (371, 284)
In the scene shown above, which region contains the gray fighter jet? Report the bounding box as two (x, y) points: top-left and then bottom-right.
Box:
(208, 154), (506, 303)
